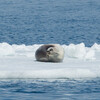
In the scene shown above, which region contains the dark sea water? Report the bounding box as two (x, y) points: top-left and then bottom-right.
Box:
(0, 0), (100, 100)
(0, 79), (100, 100)
(0, 0), (100, 46)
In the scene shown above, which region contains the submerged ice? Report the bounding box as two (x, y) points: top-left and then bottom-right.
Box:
(0, 42), (100, 79)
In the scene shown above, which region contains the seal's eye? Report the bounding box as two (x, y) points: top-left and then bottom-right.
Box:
(49, 48), (53, 51)
(47, 47), (53, 52)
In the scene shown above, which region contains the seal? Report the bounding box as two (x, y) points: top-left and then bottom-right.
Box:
(35, 44), (64, 62)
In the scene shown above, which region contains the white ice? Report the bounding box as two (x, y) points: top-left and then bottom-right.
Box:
(0, 42), (100, 79)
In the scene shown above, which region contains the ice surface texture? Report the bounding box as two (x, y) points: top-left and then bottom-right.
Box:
(0, 42), (100, 79)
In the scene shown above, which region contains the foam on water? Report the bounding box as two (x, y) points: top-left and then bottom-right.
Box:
(0, 42), (100, 79)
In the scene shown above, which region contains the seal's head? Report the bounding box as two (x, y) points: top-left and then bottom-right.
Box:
(35, 44), (64, 62)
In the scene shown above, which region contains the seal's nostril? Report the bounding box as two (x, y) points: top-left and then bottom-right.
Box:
(47, 51), (50, 54)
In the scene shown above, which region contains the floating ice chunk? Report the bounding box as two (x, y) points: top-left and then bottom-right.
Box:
(0, 42), (15, 56)
(85, 49), (95, 60)
(65, 43), (86, 59)
(92, 43), (100, 51)
(0, 42), (97, 60)
(63, 43), (95, 60)
(0, 42), (99, 79)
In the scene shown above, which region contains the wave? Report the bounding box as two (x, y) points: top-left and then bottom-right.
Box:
(0, 42), (100, 79)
